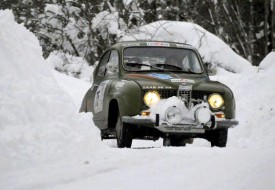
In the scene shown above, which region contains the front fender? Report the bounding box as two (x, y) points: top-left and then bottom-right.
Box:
(194, 81), (236, 119)
(106, 80), (142, 117)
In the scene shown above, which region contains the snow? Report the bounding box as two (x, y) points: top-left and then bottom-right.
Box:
(1, 9), (275, 190)
(259, 51), (275, 71)
(0, 9), (103, 171)
(92, 10), (120, 39)
(121, 21), (252, 73)
(45, 4), (63, 15)
(149, 97), (211, 125)
(123, 0), (134, 6)
(46, 51), (94, 81)
(150, 96), (187, 122)
(212, 68), (275, 150)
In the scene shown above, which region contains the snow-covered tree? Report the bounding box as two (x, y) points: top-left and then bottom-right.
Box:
(1, 0), (273, 68)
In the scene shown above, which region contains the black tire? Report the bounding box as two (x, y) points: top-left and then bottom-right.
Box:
(207, 129), (228, 147)
(116, 113), (133, 148)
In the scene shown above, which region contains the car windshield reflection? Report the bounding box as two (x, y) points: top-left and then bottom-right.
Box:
(123, 47), (203, 73)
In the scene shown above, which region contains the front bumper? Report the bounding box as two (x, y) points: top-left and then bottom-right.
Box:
(122, 116), (238, 134)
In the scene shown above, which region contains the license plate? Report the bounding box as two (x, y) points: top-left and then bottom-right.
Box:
(160, 126), (205, 133)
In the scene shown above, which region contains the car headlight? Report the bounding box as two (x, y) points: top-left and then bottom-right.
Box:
(165, 106), (182, 125)
(195, 106), (211, 124)
(143, 91), (160, 107)
(208, 93), (224, 109)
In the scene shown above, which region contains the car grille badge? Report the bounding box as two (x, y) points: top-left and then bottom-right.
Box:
(178, 85), (192, 109)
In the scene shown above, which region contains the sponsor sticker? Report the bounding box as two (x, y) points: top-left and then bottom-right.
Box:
(147, 73), (173, 79)
(94, 80), (110, 113)
(146, 42), (170, 47)
(171, 78), (195, 83)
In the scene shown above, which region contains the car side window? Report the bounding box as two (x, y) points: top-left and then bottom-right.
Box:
(182, 56), (191, 70)
(97, 51), (111, 76)
(187, 52), (202, 73)
(106, 50), (119, 76)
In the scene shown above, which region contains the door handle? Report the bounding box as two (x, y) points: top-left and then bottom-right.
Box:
(91, 84), (99, 91)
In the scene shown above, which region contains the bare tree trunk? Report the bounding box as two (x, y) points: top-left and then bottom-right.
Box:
(208, 1), (219, 35)
(175, 0), (180, 21)
(225, 2), (250, 60)
(265, 0), (270, 54)
(272, 0), (275, 51)
(248, 0), (255, 63)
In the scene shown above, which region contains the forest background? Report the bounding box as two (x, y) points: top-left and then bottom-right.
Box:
(1, 0), (275, 74)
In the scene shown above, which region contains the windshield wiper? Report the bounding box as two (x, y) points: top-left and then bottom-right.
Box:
(125, 62), (203, 74)
(157, 63), (202, 74)
(160, 63), (182, 70)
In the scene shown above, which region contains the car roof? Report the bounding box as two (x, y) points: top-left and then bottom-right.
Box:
(111, 41), (197, 51)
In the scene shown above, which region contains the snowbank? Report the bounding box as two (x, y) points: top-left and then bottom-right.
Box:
(121, 21), (252, 73)
(0, 10), (102, 169)
(259, 51), (275, 71)
(212, 67), (275, 149)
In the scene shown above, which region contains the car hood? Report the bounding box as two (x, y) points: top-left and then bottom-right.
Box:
(124, 73), (210, 89)
(124, 72), (231, 97)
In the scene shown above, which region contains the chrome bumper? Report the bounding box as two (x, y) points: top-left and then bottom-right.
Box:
(122, 116), (238, 134)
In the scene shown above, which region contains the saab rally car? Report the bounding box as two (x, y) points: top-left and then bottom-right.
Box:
(80, 41), (238, 148)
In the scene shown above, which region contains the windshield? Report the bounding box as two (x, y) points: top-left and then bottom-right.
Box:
(123, 47), (203, 73)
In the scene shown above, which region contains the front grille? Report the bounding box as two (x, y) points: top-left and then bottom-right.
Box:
(157, 90), (177, 98)
(142, 89), (219, 108)
(178, 89), (192, 108)
(192, 91), (213, 100)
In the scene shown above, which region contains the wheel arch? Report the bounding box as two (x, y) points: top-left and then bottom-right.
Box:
(108, 99), (119, 129)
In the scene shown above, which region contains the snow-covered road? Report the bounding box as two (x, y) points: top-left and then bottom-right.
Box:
(4, 147), (274, 190)
(1, 10), (275, 190)
(4, 70), (274, 190)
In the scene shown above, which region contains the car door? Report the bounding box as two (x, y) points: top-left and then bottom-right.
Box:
(93, 49), (119, 116)
(79, 50), (111, 114)
(80, 50), (119, 129)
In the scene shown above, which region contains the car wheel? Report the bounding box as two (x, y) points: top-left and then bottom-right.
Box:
(116, 113), (133, 148)
(208, 129), (228, 147)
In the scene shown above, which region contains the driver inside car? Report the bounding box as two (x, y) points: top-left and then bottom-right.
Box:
(164, 56), (182, 69)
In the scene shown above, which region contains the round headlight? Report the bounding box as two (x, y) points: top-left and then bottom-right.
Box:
(208, 93), (224, 109)
(165, 106), (182, 125)
(143, 91), (160, 107)
(195, 107), (211, 124)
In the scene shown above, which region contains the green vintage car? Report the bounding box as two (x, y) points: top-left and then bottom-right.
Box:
(80, 41), (238, 148)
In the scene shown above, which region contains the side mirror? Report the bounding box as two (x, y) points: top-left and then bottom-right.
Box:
(106, 62), (118, 74)
(205, 62), (217, 76)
